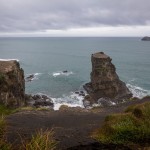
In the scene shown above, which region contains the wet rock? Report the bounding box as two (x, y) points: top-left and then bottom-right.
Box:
(63, 70), (68, 73)
(75, 91), (86, 97)
(75, 91), (80, 94)
(83, 95), (94, 108)
(0, 60), (25, 107)
(33, 99), (54, 108)
(97, 97), (115, 107)
(84, 52), (132, 104)
(25, 94), (54, 109)
(32, 94), (41, 100)
(25, 74), (34, 82)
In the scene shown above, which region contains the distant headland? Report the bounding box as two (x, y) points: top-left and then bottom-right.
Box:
(141, 36), (150, 41)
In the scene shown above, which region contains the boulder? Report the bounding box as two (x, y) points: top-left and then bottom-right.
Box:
(33, 99), (54, 108)
(84, 52), (132, 104)
(25, 94), (54, 109)
(0, 60), (25, 107)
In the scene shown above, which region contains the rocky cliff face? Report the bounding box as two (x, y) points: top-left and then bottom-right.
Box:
(0, 60), (25, 107)
(84, 52), (132, 105)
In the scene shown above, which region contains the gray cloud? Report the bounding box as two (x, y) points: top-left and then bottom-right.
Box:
(0, 0), (150, 32)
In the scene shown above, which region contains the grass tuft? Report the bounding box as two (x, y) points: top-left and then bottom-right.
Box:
(93, 102), (150, 145)
(21, 129), (57, 150)
(0, 115), (12, 150)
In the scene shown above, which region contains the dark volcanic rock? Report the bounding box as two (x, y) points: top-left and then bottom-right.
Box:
(25, 74), (34, 82)
(0, 60), (25, 107)
(141, 36), (150, 41)
(25, 94), (54, 109)
(84, 52), (132, 104)
(34, 99), (54, 108)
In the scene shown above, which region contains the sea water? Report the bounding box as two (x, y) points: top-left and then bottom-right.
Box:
(0, 37), (150, 109)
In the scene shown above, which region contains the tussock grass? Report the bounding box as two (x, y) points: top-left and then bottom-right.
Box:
(0, 105), (16, 116)
(93, 102), (150, 145)
(21, 129), (56, 150)
(0, 115), (12, 150)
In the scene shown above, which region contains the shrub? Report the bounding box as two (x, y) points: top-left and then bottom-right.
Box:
(0, 115), (12, 150)
(0, 105), (16, 116)
(93, 102), (150, 145)
(21, 129), (57, 150)
(0, 73), (5, 84)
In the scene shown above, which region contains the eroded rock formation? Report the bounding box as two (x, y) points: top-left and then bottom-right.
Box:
(0, 60), (25, 107)
(84, 52), (132, 105)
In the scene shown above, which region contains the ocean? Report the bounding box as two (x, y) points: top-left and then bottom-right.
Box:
(0, 37), (150, 109)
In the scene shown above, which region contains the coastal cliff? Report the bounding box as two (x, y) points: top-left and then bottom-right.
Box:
(84, 52), (132, 105)
(0, 60), (25, 107)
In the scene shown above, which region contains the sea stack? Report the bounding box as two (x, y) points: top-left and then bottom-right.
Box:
(84, 52), (132, 105)
(0, 60), (25, 107)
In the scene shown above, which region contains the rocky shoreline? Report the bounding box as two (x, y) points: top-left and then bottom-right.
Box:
(0, 52), (150, 149)
(5, 96), (150, 150)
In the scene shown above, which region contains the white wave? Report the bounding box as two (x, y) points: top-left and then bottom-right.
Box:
(127, 83), (149, 98)
(34, 73), (42, 76)
(0, 59), (19, 62)
(52, 71), (73, 77)
(26, 73), (42, 81)
(52, 92), (85, 110)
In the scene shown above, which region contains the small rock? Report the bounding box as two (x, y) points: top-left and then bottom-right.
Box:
(75, 91), (79, 94)
(26, 74), (34, 82)
(97, 97), (114, 107)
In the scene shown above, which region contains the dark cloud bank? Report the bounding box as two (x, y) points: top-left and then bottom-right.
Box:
(0, 0), (150, 33)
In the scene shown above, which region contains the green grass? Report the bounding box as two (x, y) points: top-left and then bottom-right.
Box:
(0, 105), (17, 116)
(93, 102), (150, 145)
(0, 105), (56, 150)
(21, 129), (57, 150)
(0, 115), (12, 150)
(0, 73), (5, 84)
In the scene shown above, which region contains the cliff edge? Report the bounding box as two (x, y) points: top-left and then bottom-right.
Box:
(0, 60), (25, 107)
(84, 52), (132, 105)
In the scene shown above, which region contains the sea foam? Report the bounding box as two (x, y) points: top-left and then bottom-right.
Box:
(52, 92), (85, 110)
(52, 71), (73, 77)
(0, 59), (19, 62)
(127, 83), (149, 98)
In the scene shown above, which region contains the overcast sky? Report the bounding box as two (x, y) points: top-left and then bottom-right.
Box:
(0, 0), (150, 37)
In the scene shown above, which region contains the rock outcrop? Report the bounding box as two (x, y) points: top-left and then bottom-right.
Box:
(141, 36), (150, 41)
(25, 94), (54, 109)
(0, 60), (25, 107)
(84, 52), (132, 105)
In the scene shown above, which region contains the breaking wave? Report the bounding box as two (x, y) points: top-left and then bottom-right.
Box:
(25, 73), (42, 81)
(127, 83), (149, 98)
(0, 59), (19, 62)
(52, 71), (74, 77)
(52, 92), (85, 110)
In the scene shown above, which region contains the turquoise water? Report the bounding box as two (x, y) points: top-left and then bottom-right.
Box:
(0, 37), (150, 108)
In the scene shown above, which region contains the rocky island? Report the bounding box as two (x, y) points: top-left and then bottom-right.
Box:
(84, 52), (132, 107)
(141, 36), (150, 41)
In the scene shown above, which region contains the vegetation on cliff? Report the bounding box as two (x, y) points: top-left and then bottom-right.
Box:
(93, 101), (150, 146)
(0, 105), (56, 150)
(22, 129), (56, 150)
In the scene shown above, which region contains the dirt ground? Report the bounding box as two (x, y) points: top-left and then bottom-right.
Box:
(6, 97), (150, 150)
